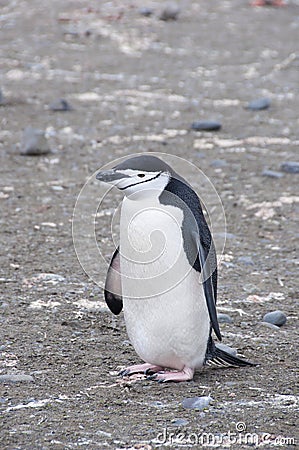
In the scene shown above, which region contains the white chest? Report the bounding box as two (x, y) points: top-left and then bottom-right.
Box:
(119, 196), (190, 297)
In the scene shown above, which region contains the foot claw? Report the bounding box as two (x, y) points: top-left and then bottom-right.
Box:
(146, 373), (158, 381)
(118, 369), (130, 377)
(118, 363), (164, 377)
(144, 368), (157, 375)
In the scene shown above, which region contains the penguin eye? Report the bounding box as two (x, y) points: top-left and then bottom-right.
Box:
(137, 173), (145, 178)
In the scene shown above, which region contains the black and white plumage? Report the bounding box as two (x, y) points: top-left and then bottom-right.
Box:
(96, 155), (253, 382)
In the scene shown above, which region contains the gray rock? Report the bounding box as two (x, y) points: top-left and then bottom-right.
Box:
(210, 159), (227, 168)
(259, 322), (280, 331)
(0, 374), (34, 383)
(262, 169), (284, 179)
(217, 313), (233, 324)
(281, 162), (299, 174)
(159, 3), (180, 21)
(20, 127), (51, 156)
(222, 262), (235, 269)
(191, 121), (222, 131)
(216, 343), (237, 356)
(243, 283), (258, 294)
(215, 232), (237, 240)
(138, 7), (154, 17)
(238, 256), (254, 266)
(182, 396), (213, 410)
(0, 302), (9, 309)
(33, 273), (65, 283)
(0, 88), (4, 105)
(245, 98), (271, 111)
(49, 98), (72, 112)
(263, 310), (287, 327)
(150, 401), (164, 408)
(171, 418), (189, 426)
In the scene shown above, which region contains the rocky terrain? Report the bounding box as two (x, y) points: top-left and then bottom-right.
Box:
(0, 1), (298, 448)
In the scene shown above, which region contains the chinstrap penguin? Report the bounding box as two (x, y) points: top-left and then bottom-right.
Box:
(96, 155), (254, 382)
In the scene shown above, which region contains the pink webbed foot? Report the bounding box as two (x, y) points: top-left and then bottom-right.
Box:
(251, 0), (286, 5)
(148, 366), (194, 383)
(272, 0), (286, 5)
(119, 363), (163, 377)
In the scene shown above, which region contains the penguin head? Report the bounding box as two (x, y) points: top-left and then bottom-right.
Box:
(96, 155), (174, 197)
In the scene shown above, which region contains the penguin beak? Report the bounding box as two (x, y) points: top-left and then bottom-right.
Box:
(96, 169), (126, 184)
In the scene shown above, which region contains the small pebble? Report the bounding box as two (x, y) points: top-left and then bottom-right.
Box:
(171, 418), (189, 427)
(216, 232), (237, 240)
(259, 322), (280, 331)
(238, 256), (254, 266)
(263, 310), (287, 327)
(138, 7), (154, 17)
(216, 343), (237, 356)
(49, 98), (72, 112)
(243, 283), (258, 294)
(20, 127), (51, 156)
(281, 162), (299, 174)
(150, 401), (164, 408)
(245, 98), (271, 111)
(217, 313), (233, 324)
(191, 121), (222, 132)
(0, 374), (34, 383)
(262, 169), (284, 179)
(0, 88), (4, 105)
(182, 396), (213, 410)
(210, 159), (227, 168)
(159, 3), (180, 21)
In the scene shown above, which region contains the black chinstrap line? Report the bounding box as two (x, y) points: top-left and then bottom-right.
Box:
(118, 172), (162, 190)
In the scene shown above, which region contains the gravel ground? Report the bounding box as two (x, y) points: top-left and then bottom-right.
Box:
(0, 1), (298, 449)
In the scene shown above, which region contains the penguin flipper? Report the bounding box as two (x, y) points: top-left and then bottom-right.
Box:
(195, 234), (222, 341)
(104, 247), (123, 315)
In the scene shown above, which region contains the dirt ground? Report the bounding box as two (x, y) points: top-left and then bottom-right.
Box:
(0, 0), (298, 449)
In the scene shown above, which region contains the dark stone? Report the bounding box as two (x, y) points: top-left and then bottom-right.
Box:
(191, 121), (222, 131)
(159, 4), (180, 21)
(262, 169), (284, 179)
(281, 162), (299, 174)
(49, 98), (73, 112)
(138, 7), (154, 17)
(0, 89), (4, 105)
(245, 98), (271, 111)
(217, 313), (233, 324)
(263, 310), (287, 327)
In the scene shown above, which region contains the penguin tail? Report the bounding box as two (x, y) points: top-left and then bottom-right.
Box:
(205, 337), (256, 368)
